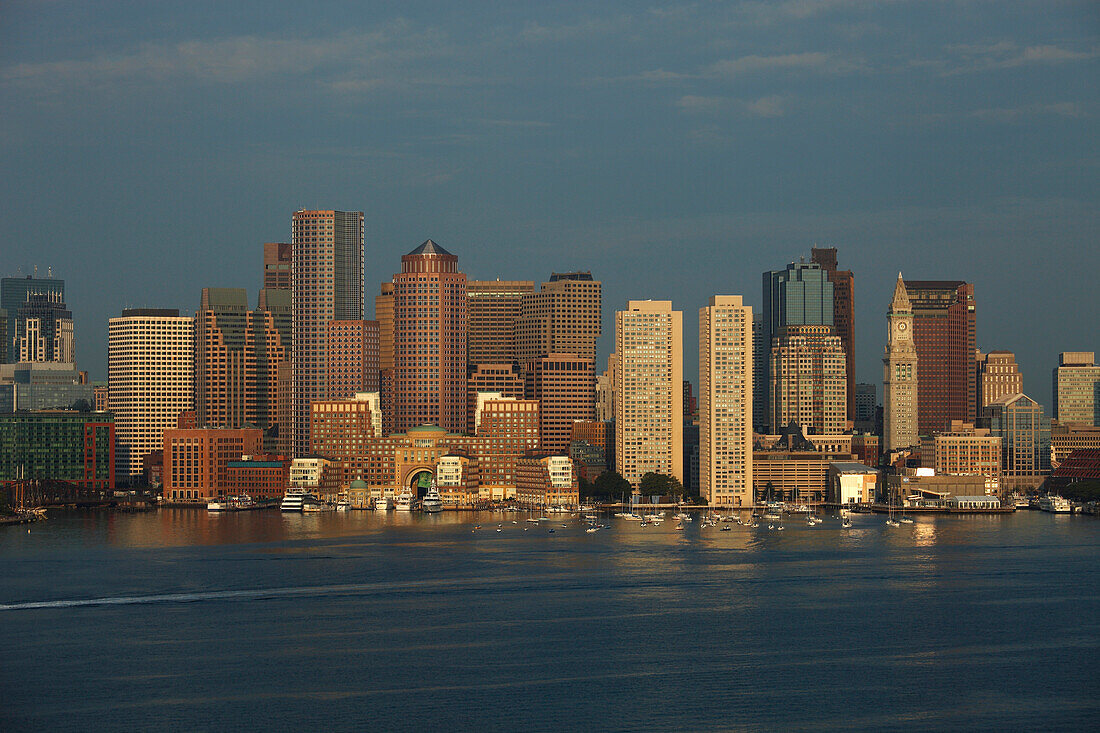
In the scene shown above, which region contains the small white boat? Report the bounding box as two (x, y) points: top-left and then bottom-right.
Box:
(899, 516), (914, 524)
(1039, 495), (1072, 513)
(334, 501), (350, 512)
(842, 518), (853, 528)
(885, 519), (901, 527)
(280, 489), (318, 513)
(394, 492), (415, 512)
(776, 525), (785, 531)
(374, 496), (393, 511)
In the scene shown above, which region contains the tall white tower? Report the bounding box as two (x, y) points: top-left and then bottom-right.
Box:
(883, 274), (918, 451)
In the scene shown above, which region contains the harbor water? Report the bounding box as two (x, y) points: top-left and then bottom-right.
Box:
(2, 509), (1098, 731)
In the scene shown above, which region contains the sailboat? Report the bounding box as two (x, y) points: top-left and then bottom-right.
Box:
(885, 498), (901, 527)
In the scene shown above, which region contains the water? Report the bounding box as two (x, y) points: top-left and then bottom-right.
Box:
(2, 509), (1097, 732)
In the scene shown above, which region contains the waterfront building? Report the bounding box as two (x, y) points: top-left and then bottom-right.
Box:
(2, 275), (65, 363)
(905, 280), (976, 434)
(752, 449), (858, 504)
(515, 272), (601, 370)
(194, 288), (290, 433)
(811, 247), (856, 421)
(920, 421), (1002, 494)
(291, 209), (364, 456)
(886, 471), (987, 506)
(109, 309), (194, 484)
(570, 420), (612, 481)
(615, 301), (683, 487)
(976, 350), (1023, 415)
(827, 462), (878, 504)
(474, 397), (540, 488)
(0, 362), (92, 412)
(432, 453), (481, 506)
(263, 242), (292, 290)
(466, 363), (523, 434)
(392, 240), (467, 434)
(515, 453), (578, 509)
(769, 324), (847, 435)
(162, 427), (263, 502)
(0, 410), (114, 490)
(983, 393), (1051, 491)
(524, 354), (596, 454)
(883, 274), (919, 451)
(1052, 351), (1100, 426)
(467, 280), (534, 366)
(224, 455), (289, 500)
(758, 261), (835, 432)
(309, 392), (383, 464)
(699, 295), (753, 508)
(1045, 448), (1100, 495)
(326, 319), (380, 398)
(14, 291), (74, 364)
(1050, 423), (1100, 465)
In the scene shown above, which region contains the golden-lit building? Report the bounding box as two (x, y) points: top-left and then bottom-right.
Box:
(920, 421), (1002, 494)
(515, 453), (578, 509)
(163, 427), (263, 502)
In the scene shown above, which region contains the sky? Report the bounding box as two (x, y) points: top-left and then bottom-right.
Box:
(1, 0), (1097, 406)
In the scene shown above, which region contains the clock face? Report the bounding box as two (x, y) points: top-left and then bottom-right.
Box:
(897, 321), (908, 332)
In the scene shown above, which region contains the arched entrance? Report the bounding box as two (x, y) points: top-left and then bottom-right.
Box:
(406, 468), (434, 498)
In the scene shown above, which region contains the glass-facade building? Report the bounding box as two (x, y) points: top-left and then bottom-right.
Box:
(984, 393), (1051, 484)
(0, 411), (114, 489)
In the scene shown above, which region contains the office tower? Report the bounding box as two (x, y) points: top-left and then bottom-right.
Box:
(683, 381), (697, 421)
(467, 363), (523, 434)
(392, 240), (467, 433)
(883, 275), (919, 451)
(14, 291), (74, 363)
(524, 354), (596, 454)
(699, 295), (753, 507)
(769, 325), (847, 435)
(467, 280), (534, 365)
(975, 350), (1023, 414)
(326, 320), (380, 399)
(920, 421), (1002, 494)
(758, 261), (836, 432)
(1053, 352), (1100, 426)
(109, 309), (194, 484)
(474, 397), (541, 486)
(375, 282), (395, 435)
(614, 301), (683, 487)
(596, 353), (616, 422)
(984, 393), (1051, 489)
(751, 314), (767, 429)
(263, 243), (292, 290)
(275, 361), (292, 456)
(291, 209), (364, 456)
(194, 288), (291, 434)
(811, 248), (855, 420)
(0, 362), (91, 412)
(905, 280), (976, 434)
(515, 272), (601, 369)
(854, 384), (877, 424)
(2, 275), (65, 363)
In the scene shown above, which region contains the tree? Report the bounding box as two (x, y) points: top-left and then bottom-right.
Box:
(593, 470), (631, 498)
(638, 472), (683, 499)
(1059, 480), (1100, 503)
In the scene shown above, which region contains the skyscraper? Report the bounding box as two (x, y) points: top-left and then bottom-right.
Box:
(2, 275), (65, 363)
(699, 296), (753, 507)
(467, 363), (523, 434)
(263, 243), (292, 290)
(984, 393), (1051, 490)
(326, 319), (380, 399)
(757, 261), (836, 432)
(467, 280), (534, 366)
(615, 301), (683, 487)
(905, 280), (976, 434)
(769, 324), (847, 434)
(291, 209), (364, 456)
(392, 240), (467, 434)
(14, 291), (74, 363)
(976, 350), (1023, 415)
(883, 275), (919, 451)
(109, 309), (194, 483)
(1053, 352), (1100, 426)
(375, 282), (395, 435)
(515, 272), (601, 370)
(524, 354), (596, 454)
(811, 247), (855, 420)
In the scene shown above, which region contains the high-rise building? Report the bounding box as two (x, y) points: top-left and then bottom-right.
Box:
(757, 261), (836, 431)
(326, 320), (380, 399)
(109, 309), (194, 484)
(467, 280), (534, 366)
(474, 397), (541, 486)
(905, 280), (976, 434)
(14, 291), (74, 363)
(883, 275), (919, 452)
(263, 242), (292, 290)
(515, 272), (601, 370)
(524, 354), (596, 454)
(1053, 352), (1100, 426)
(467, 363), (524, 434)
(983, 393), (1051, 489)
(854, 383), (877, 424)
(811, 247), (855, 421)
(2, 275), (65, 363)
(375, 282), (395, 435)
(194, 288), (290, 434)
(291, 209), (364, 456)
(392, 240), (467, 433)
(976, 350), (1023, 415)
(614, 301), (683, 487)
(699, 295), (753, 507)
(596, 353), (616, 422)
(769, 325), (847, 435)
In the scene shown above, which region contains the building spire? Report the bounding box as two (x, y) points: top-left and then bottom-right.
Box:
(890, 272), (911, 311)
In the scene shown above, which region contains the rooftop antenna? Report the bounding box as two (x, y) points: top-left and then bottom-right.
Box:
(34, 265), (38, 277)
(47, 266), (52, 278)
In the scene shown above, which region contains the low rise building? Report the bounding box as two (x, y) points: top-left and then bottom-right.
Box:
(753, 449), (857, 504)
(0, 410), (114, 490)
(1050, 423), (1100, 466)
(886, 472), (987, 506)
(828, 462), (878, 505)
(163, 427), (263, 501)
(921, 421), (1002, 494)
(224, 455), (289, 500)
(515, 453), (578, 509)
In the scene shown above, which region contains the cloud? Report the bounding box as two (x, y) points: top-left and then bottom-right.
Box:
(677, 94), (787, 118)
(968, 102), (1084, 122)
(938, 41), (1100, 75)
(708, 52), (859, 77)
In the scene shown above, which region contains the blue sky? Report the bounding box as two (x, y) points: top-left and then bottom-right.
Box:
(1, 1), (1097, 405)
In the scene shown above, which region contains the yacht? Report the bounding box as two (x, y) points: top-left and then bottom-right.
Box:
(374, 495), (393, 511)
(394, 492), (415, 512)
(280, 489), (319, 513)
(1039, 495), (1072, 513)
(208, 494), (258, 512)
(421, 481), (444, 514)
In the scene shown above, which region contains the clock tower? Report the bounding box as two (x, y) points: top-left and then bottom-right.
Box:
(883, 273), (918, 451)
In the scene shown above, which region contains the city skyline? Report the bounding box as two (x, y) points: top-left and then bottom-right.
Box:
(2, 1), (1097, 409)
